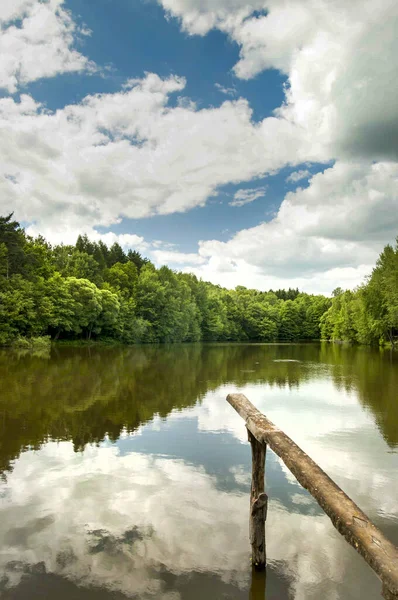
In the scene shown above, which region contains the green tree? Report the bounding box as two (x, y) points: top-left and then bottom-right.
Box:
(67, 251), (103, 286)
(66, 277), (103, 339)
(0, 243), (8, 278)
(127, 249), (149, 272)
(45, 273), (75, 340)
(24, 235), (54, 279)
(0, 213), (26, 278)
(365, 241), (398, 345)
(104, 261), (138, 298)
(278, 300), (301, 340)
(108, 242), (127, 267)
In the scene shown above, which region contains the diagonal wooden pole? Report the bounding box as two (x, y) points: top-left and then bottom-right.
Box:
(227, 393), (398, 600)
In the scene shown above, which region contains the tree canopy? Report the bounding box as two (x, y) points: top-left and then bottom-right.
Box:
(320, 239), (398, 347)
(0, 215), (396, 347)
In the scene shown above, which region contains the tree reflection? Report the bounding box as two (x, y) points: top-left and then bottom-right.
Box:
(319, 344), (398, 447)
(0, 342), (397, 475)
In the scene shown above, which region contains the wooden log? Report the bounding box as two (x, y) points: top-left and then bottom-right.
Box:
(227, 393), (398, 599)
(383, 585), (398, 600)
(248, 428), (268, 570)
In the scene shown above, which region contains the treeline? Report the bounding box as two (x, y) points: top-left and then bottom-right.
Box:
(0, 214), (331, 345)
(321, 240), (398, 346)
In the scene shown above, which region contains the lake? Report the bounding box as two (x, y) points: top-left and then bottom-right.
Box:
(0, 343), (397, 600)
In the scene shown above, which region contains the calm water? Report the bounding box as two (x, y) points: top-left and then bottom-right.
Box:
(0, 343), (397, 600)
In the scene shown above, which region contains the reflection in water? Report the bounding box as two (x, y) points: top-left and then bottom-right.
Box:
(1, 343), (397, 474)
(0, 443), (250, 598)
(0, 343), (397, 599)
(319, 344), (398, 447)
(249, 568), (266, 600)
(0, 442), (381, 600)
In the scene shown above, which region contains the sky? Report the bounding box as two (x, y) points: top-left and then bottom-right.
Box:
(0, 0), (397, 295)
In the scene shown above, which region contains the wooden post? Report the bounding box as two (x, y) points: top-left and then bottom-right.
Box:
(227, 393), (398, 599)
(248, 428), (268, 570)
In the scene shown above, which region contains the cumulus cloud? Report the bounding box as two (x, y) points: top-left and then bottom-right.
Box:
(277, 162), (398, 244)
(164, 161), (398, 293)
(271, 0), (398, 162)
(0, 73), (315, 246)
(158, 0), (398, 162)
(26, 223), (148, 252)
(0, 0), (397, 292)
(229, 186), (267, 207)
(152, 0), (398, 290)
(215, 83), (236, 96)
(158, 0), (266, 36)
(151, 249), (206, 266)
(286, 170), (311, 184)
(0, 0), (95, 93)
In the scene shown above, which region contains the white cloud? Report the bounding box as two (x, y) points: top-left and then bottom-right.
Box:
(0, 0), (95, 93)
(271, 0), (398, 162)
(99, 232), (148, 251)
(0, 0), (34, 23)
(158, 0), (398, 162)
(0, 0), (396, 292)
(186, 261), (372, 297)
(158, 0), (266, 36)
(215, 83), (236, 96)
(0, 73), (315, 245)
(229, 186), (267, 207)
(151, 249), (206, 266)
(167, 161), (398, 294)
(26, 223), (149, 252)
(277, 162), (398, 244)
(286, 170), (311, 184)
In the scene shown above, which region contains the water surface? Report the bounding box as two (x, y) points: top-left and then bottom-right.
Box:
(0, 343), (397, 599)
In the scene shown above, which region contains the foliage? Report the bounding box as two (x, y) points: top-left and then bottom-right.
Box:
(12, 336), (51, 351)
(0, 214), (395, 347)
(321, 238), (398, 347)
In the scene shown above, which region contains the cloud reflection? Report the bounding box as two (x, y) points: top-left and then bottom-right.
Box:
(0, 435), (389, 600)
(0, 444), (249, 598)
(177, 382), (398, 522)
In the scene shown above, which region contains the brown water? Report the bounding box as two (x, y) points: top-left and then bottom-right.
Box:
(0, 343), (397, 599)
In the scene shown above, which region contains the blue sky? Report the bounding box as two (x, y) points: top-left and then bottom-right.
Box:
(1, 0), (397, 293)
(32, 0), (286, 120)
(98, 166), (328, 252)
(22, 0), (299, 252)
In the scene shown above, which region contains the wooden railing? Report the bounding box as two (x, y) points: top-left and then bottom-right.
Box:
(227, 393), (398, 600)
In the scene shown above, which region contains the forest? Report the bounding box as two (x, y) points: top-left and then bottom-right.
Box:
(0, 213), (397, 347)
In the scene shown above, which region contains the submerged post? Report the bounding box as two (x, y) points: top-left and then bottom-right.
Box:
(248, 429), (268, 570)
(227, 393), (398, 600)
